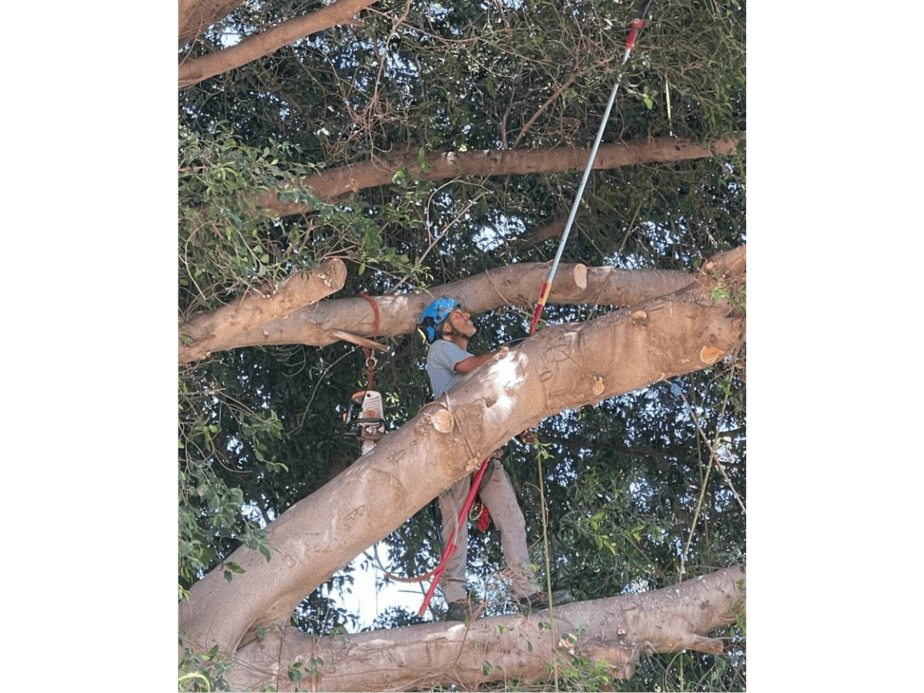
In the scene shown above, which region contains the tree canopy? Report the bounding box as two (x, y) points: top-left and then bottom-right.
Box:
(178, 1), (746, 690)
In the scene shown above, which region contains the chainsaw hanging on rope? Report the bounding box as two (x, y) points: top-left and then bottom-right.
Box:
(342, 292), (388, 456)
(342, 388), (386, 455)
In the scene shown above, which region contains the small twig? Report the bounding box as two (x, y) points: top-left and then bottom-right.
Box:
(676, 371), (746, 573)
(701, 403), (747, 517)
(388, 191), (482, 294)
(534, 438), (559, 692)
(513, 55), (613, 149)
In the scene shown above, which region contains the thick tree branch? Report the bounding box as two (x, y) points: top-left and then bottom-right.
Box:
(178, 246), (745, 655)
(179, 0), (378, 89)
(223, 567), (745, 691)
(179, 258), (347, 363)
(254, 135), (745, 216)
(178, 249), (747, 364)
(179, 0), (244, 48)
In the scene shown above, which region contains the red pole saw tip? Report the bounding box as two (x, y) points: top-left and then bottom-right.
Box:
(626, 18), (645, 50)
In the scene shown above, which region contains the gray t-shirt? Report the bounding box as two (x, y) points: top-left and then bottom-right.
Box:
(426, 339), (473, 399)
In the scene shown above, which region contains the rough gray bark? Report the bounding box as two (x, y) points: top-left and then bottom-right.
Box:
(224, 567), (745, 691)
(178, 246), (745, 658)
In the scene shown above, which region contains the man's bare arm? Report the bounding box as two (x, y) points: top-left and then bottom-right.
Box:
(454, 351), (498, 374)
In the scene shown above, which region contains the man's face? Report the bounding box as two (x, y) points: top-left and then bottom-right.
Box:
(445, 306), (476, 338)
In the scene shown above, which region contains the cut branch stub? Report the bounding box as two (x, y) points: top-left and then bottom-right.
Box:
(573, 263), (588, 289)
(430, 409), (454, 433)
(700, 346), (725, 365)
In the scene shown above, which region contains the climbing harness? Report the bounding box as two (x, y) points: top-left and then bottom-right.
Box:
(470, 452), (501, 533)
(469, 495), (491, 532)
(530, 0), (655, 335)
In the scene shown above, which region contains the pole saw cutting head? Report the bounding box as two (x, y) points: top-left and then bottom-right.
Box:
(342, 390), (386, 455)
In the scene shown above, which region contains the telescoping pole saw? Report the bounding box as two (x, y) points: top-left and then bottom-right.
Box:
(529, 0), (655, 336)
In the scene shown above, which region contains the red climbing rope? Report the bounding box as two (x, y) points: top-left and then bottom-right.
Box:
(359, 292), (381, 389)
(359, 291), (381, 336)
(418, 456), (492, 615)
(359, 291), (379, 390)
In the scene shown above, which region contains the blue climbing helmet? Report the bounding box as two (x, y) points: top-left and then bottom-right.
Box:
(418, 296), (461, 343)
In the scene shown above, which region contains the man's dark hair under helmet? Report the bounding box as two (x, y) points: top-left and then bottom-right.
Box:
(418, 296), (462, 343)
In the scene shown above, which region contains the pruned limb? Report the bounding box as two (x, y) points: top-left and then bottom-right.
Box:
(179, 258), (347, 363)
(177, 248), (745, 364)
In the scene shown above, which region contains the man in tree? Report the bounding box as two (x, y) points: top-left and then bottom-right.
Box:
(418, 297), (573, 621)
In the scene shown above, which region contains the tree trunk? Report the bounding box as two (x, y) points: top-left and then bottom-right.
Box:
(254, 135), (744, 216)
(178, 247), (745, 657)
(179, 251), (737, 363)
(223, 567), (745, 691)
